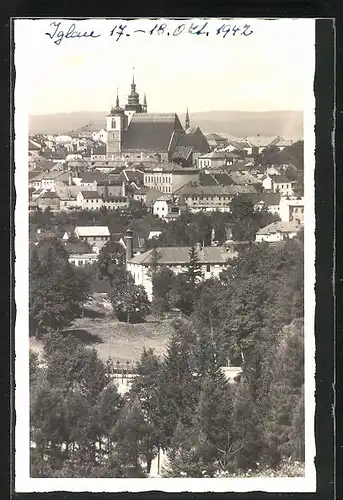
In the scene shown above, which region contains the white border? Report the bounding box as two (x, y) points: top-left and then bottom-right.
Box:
(14, 17), (317, 493)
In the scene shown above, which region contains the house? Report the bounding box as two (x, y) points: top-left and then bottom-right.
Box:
(174, 183), (257, 213)
(152, 194), (187, 221)
(197, 151), (240, 169)
(102, 196), (129, 210)
(132, 185), (149, 204)
(255, 220), (303, 243)
(262, 174), (294, 196)
(205, 133), (228, 151)
(74, 226), (111, 250)
(68, 253), (99, 267)
(239, 136), (281, 155)
(28, 170), (67, 191)
(143, 164), (200, 194)
(92, 129), (108, 143)
(35, 191), (61, 211)
(125, 230), (238, 300)
(224, 140), (253, 156)
(90, 143), (107, 161)
(227, 170), (262, 187)
(76, 190), (104, 210)
(279, 197), (305, 223)
(249, 192), (282, 215)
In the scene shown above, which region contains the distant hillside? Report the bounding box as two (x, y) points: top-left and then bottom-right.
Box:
(29, 110), (303, 141)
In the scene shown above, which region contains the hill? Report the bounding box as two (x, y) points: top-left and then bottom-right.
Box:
(29, 110), (303, 141)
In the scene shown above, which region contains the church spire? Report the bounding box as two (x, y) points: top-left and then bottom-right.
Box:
(143, 93), (147, 113)
(132, 67), (135, 85)
(116, 87), (120, 107)
(185, 107), (190, 130)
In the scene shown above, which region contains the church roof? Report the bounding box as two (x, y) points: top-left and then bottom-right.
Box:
(176, 128), (210, 154)
(122, 113), (183, 152)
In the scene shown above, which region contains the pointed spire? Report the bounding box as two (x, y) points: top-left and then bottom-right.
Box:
(132, 67), (135, 85)
(116, 87), (119, 107)
(185, 107), (190, 130)
(143, 92), (147, 113)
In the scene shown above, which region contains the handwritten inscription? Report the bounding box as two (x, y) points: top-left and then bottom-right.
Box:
(45, 22), (101, 46)
(45, 20), (253, 45)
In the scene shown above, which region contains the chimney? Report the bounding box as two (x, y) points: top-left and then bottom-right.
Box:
(68, 172), (72, 186)
(125, 229), (133, 261)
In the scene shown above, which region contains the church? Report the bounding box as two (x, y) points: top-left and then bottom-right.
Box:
(105, 72), (210, 165)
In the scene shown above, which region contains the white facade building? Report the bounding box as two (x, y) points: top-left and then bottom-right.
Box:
(125, 238), (237, 300)
(255, 221), (303, 242)
(68, 253), (99, 267)
(279, 197), (305, 223)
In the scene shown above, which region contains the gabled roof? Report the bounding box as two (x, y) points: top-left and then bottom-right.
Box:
(176, 128), (210, 154)
(155, 194), (174, 202)
(171, 145), (194, 161)
(122, 113), (183, 151)
(175, 183), (256, 197)
(78, 190), (101, 199)
(128, 246), (237, 265)
(145, 187), (166, 205)
(75, 226), (110, 237)
(241, 192), (281, 206)
(257, 221), (303, 235)
(123, 169), (144, 184)
(228, 171), (260, 185)
(37, 191), (60, 200)
(76, 171), (107, 183)
(269, 174), (292, 183)
(205, 133), (227, 141)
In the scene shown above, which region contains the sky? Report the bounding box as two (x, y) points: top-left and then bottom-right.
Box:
(15, 18), (315, 115)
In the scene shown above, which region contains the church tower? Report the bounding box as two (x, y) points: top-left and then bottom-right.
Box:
(106, 90), (127, 157)
(185, 107), (190, 131)
(125, 68), (145, 114)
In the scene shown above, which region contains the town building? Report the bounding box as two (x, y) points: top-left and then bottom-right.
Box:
(74, 226), (111, 250)
(143, 164), (200, 194)
(174, 183), (257, 213)
(255, 220), (303, 243)
(125, 230), (238, 300)
(152, 194), (187, 221)
(68, 253), (99, 267)
(205, 133), (228, 151)
(197, 151), (240, 169)
(35, 191), (61, 211)
(262, 174), (295, 196)
(238, 135), (293, 155)
(28, 170), (69, 191)
(279, 197), (305, 223)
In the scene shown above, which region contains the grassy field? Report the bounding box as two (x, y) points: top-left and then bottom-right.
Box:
(29, 299), (174, 364)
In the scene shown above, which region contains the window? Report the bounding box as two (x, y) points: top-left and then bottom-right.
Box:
(206, 264), (211, 272)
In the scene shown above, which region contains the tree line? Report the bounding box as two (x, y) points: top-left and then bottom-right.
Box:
(30, 233), (304, 477)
